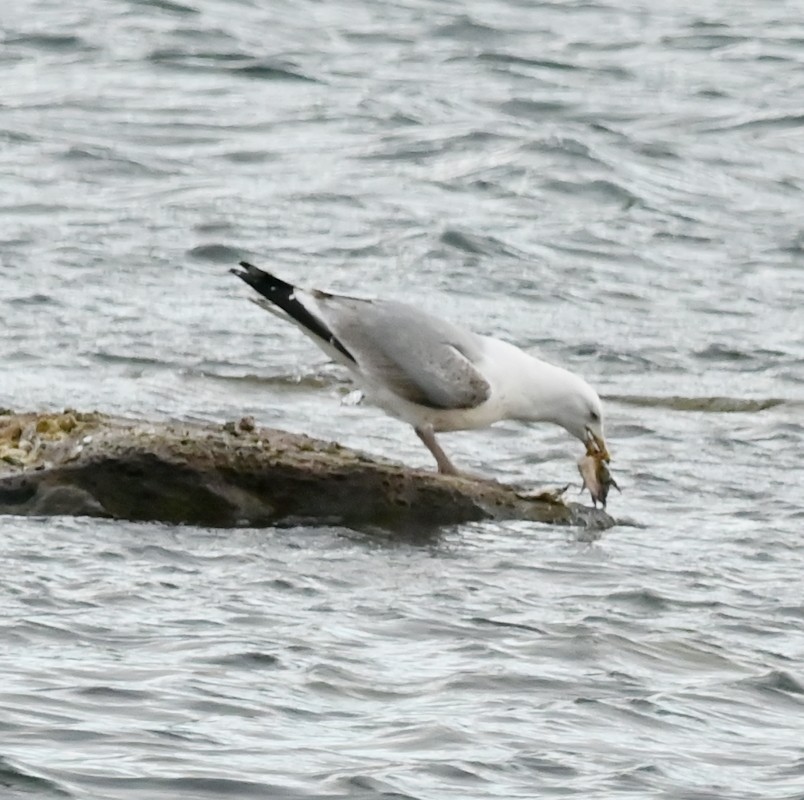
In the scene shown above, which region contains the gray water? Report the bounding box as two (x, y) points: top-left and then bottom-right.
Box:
(2, 0), (804, 798)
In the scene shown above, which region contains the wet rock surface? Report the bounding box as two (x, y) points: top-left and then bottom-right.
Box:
(0, 411), (614, 532)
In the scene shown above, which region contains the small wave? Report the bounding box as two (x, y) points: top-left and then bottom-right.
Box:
(189, 368), (338, 391)
(740, 669), (804, 698)
(479, 52), (579, 70)
(148, 47), (242, 66)
(781, 231), (804, 253)
(605, 395), (788, 413)
(607, 588), (670, 611)
(148, 49), (319, 82)
(9, 292), (60, 307)
(439, 228), (526, 259)
(661, 33), (749, 51)
(510, 753), (579, 777)
(360, 130), (507, 164)
(90, 351), (170, 367)
(542, 177), (640, 208)
(469, 616), (548, 635)
(0, 128), (37, 144)
(433, 15), (505, 42)
(576, 349), (657, 370)
(222, 150), (277, 164)
(60, 145), (167, 177)
(693, 343), (780, 362)
(76, 685), (152, 702)
(203, 651), (281, 668)
(778, 604), (804, 620)
(702, 112), (804, 134)
(3, 202), (67, 216)
(67, 774), (298, 798)
(0, 755), (72, 798)
(328, 773), (422, 799)
(187, 243), (242, 263)
(233, 61), (319, 82)
(6, 33), (95, 53)
(500, 97), (573, 119)
(477, 51), (631, 78)
(131, 0), (199, 14)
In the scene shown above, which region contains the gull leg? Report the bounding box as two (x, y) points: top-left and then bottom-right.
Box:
(414, 425), (459, 475)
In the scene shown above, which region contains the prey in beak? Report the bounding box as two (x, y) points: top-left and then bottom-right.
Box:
(579, 427), (618, 508)
(585, 427), (610, 463)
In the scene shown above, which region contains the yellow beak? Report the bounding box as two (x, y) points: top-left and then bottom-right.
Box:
(586, 430), (611, 462)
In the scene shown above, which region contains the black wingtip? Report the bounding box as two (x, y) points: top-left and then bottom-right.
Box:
(231, 262), (296, 296)
(230, 260), (356, 364)
(231, 261), (260, 280)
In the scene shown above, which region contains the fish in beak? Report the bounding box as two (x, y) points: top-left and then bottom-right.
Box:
(585, 428), (610, 462)
(578, 452), (620, 508)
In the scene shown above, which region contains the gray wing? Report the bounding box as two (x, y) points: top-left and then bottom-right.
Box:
(319, 296), (491, 410)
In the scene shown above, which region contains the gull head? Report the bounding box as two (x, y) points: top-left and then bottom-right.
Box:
(554, 376), (610, 461)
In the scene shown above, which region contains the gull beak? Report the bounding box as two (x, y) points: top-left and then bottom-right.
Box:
(585, 429), (611, 462)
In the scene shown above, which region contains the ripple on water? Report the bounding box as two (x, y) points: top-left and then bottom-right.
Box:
(0, 756), (72, 798)
(2, 0), (804, 798)
(187, 243), (243, 263)
(6, 33), (96, 53)
(740, 669), (804, 699)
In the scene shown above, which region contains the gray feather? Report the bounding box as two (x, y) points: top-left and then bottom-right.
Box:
(320, 297), (491, 410)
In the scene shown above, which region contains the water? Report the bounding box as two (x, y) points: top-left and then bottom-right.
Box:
(1, 0), (803, 797)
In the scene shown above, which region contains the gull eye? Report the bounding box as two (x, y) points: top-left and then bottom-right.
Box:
(590, 410), (600, 423)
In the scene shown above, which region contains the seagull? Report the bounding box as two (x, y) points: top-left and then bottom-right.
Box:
(231, 262), (609, 476)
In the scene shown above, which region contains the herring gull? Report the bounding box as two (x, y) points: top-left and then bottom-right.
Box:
(231, 262), (609, 475)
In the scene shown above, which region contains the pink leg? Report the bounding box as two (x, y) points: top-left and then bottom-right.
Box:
(415, 425), (459, 475)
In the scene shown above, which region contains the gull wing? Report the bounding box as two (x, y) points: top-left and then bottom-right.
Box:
(318, 295), (491, 410)
(232, 262), (491, 410)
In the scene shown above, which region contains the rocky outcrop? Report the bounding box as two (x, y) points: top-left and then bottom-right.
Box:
(0, 411), (615, 532)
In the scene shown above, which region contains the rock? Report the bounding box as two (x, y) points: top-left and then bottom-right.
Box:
(0, 411), (615, 532)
